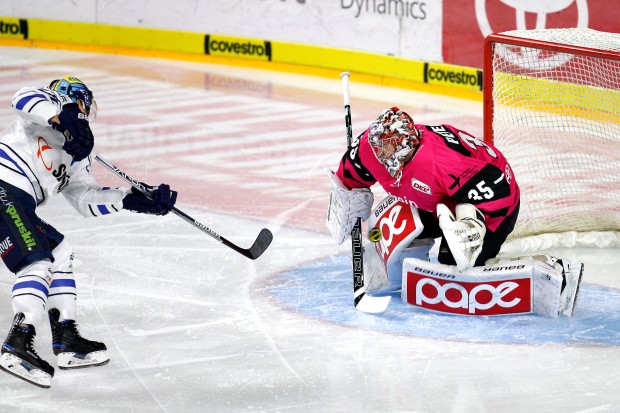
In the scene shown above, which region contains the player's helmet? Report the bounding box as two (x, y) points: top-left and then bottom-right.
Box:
(49, 76), (97, 121)
(368, 107), (420, 182)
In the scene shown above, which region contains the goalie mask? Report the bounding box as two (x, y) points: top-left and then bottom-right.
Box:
(49, 76), (98, 121)
(368, 107), (420, 184)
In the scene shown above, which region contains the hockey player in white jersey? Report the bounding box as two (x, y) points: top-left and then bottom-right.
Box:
(0, 76), (177, 388)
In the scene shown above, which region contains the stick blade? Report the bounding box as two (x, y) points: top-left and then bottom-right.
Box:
(355, 292), (391, 314)
(246, 228), (273, 260)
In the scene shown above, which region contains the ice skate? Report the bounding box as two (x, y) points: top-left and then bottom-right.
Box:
(0, 313), (54, 388)
(49, 309), (109, 369)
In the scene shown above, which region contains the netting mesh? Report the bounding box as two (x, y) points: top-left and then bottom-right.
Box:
(489, 29), (620, 239)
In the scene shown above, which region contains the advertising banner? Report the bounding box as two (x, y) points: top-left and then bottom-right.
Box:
(443, 0), (618, 68)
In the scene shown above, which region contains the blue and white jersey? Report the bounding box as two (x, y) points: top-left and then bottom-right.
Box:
(0, 86), (129, 217)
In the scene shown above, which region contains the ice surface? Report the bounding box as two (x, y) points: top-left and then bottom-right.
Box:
(0, 46), (618, 412)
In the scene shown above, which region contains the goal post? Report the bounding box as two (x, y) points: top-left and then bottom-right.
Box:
(483, 28), (620, 246)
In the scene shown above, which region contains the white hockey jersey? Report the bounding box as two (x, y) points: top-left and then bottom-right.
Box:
(0, 86), (129, 217)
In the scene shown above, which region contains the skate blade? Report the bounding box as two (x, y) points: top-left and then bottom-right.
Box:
(0, 353), (52, 388)
(58, 350), (110, 370)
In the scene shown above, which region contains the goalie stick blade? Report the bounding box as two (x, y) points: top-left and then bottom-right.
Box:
(225, 228), (273, 260)
(354, 292), (392, 314)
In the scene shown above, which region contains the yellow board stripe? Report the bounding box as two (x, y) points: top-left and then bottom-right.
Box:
(0, 17), (483, 101)
(494, 71), (620, 122)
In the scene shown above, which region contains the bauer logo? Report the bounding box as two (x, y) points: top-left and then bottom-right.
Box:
(405, 271), (532, 316)
(204, 35), (271, 61)
(424, 63), (482, 92)
(0, 19), (28, 39)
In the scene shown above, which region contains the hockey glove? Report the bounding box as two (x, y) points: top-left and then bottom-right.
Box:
(325, 169), (374, 244)
(437, 203), (486, 272)
(54, 103), (94, 162)
(122, 183), (178, 216)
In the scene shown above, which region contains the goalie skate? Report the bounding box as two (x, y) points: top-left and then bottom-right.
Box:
(559, 260), (584, 317)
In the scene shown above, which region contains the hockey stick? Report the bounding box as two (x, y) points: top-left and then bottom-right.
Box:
(340, 72), (391, 313)
(93, 154), (273, 260)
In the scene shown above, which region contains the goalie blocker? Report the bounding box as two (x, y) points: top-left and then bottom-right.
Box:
(363, 195), (584, 318)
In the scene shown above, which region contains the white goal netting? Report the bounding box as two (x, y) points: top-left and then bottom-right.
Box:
(486, 28), (620, 250)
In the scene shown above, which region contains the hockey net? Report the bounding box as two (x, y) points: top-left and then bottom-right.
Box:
(483, 28), (620, 251)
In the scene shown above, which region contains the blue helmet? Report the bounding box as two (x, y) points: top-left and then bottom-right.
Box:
(49, 76), (97, 120)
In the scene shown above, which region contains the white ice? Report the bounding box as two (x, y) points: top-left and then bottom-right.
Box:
(0, 46), (618, 413)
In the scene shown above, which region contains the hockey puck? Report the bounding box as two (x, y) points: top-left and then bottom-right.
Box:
(368, 227), (382, 242)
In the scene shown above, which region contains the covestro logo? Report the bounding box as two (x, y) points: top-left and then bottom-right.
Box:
(424, 63), (483, 92)
(0, 19), (28, 39)
(205, 35), (271, 61)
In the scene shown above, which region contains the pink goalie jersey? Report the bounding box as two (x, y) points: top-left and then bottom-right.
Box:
(336, 123), (520, 232)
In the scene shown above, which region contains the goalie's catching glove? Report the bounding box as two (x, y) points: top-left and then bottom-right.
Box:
(53, 103), (94, 162)
(122, 183), (178, 216)
(325, 169), (374, 244)
(437, 203), (486, 272)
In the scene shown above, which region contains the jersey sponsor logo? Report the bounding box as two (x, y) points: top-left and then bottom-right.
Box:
(505, 164), (513, 185)
(0, 236), (14, 257)
(405, 270), (532, 315)
(52, 164), (70, 192)
(37, 137), (54, 171)
(411, 178), (431, 195)
(0, 186), (13, 208)
(448, 173), (460, 189)
(5, 205), (37, 249)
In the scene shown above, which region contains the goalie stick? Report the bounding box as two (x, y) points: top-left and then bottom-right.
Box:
(93, 154), (273, 260)
(340, 72), (391, 313)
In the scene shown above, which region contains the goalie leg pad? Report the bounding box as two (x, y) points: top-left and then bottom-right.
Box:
(363, 196), (423, 294)
(559, 260), (584, 317)
(402, 255), (582, 317)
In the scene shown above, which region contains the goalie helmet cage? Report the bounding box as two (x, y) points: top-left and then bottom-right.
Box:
(483, 28), (620, 243)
